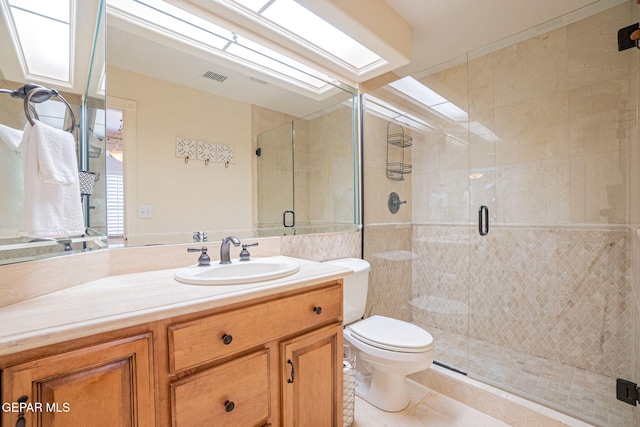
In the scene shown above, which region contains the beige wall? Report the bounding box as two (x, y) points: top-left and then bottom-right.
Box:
(107, 67), (253, 245)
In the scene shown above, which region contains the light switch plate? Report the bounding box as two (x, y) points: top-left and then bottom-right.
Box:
(138, 205), (152, 219)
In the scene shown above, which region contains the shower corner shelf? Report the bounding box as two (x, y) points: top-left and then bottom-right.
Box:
(386, 122), (412, 181)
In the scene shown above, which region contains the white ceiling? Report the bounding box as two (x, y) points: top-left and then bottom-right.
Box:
(2, 0), (627, 110)
(104, 0), (629, 120)
(384, 0), (615, 76)
(106, 24), (353, 117)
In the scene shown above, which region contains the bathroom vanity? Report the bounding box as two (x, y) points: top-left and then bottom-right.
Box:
(0, 257), (348, 427)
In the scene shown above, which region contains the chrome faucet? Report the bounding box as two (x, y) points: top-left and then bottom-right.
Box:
(219, 236), (241, 264)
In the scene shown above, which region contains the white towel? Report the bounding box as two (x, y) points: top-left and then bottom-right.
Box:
(32, 119), (78, 184)
(0, 123), (22, 150)
(20, 121), (85, 238)
(0, 124), (23, 237)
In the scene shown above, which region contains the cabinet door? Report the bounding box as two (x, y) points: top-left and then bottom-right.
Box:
(1, 334), (155, 427)
(281, 323), (342, 427)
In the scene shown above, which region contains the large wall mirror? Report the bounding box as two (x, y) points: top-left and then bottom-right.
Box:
(0, 0), (106, 265)
(106, 0), (358, 247)
(0, 0), (358, 264)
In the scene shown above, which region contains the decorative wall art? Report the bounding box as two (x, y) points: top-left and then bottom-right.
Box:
(175, 137), (196, 162)
(196, 140), (216, 165)
(175, 137), (235, 167)
(217, 144), (235, 167)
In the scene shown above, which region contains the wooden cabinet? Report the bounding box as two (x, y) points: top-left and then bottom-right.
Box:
(281, 323), (343, 427)
(0, 334), (155, 427)
(0, 280), (344, 427)
(168, 281), (343, 427)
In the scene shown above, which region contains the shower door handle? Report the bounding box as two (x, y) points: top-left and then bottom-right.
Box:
(283, 210), (295, 228)
(479, 205), (489, 236)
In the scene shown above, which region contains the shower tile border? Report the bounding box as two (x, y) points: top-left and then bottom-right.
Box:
(412, 365), (595, 427)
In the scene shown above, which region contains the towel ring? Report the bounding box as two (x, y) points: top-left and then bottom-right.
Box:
(23, 86), (76, 133)
(0, 87), (39, 121)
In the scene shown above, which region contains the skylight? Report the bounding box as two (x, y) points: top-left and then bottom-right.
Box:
(109, 0), (336, 92)
(389, 77), (468, 122)
(364, 95), (434, 134)
(4, 0), (72, 82)
(230, 0), (383, 70)
(134, 0), (233, 50)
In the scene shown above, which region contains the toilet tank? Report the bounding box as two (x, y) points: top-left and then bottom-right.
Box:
(324, 258), (370, 325)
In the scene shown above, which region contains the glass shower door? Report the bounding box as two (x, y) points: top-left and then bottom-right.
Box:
(362, 62), (474, 375)
(256, 122), (295, 236)
(465, 4), (637, 426)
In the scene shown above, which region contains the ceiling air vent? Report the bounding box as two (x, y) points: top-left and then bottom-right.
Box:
(202, 71), (228, 82)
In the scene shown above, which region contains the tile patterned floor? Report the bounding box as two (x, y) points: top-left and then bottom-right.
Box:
(424, 326), (634, 427)
(352, 380), (510, 427)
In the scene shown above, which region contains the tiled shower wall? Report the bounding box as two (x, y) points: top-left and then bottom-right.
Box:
(365, 222), (633, 380)
(470, 226), (632, 379)
(411, 224), (633, 379)
(362, 224), (413, 322)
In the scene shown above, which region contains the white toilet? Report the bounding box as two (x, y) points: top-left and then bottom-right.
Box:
(325, 258), (434, 412)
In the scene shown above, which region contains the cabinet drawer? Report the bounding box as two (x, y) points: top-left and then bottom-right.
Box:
(169, 283), (342, 372)
(171, 350), (270, 427)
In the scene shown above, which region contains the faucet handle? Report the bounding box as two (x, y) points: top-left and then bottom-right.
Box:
(187, 246), (210, 266)
(192, 231), (207, 242)
(239, 242), (258, 261)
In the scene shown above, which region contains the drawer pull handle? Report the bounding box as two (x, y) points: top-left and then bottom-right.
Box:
(224, 400), (235, 412)
(313, 306), (322, 315)
(287, 359), (295, 383)
(222, 334), (233, 345)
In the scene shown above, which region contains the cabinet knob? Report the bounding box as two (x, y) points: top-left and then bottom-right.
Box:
(313, 306), (322, 315)
(224, 400), (235, 412)
(222, 334), (233, 345)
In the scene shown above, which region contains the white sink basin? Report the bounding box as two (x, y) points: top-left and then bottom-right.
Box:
(174, 257), (300, 285)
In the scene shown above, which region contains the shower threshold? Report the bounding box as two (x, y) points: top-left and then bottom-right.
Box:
(419, 325), (634, 427)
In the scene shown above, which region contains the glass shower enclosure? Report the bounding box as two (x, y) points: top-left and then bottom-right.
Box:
(361, 2), (638, 426)
(256, 101), (358, 237)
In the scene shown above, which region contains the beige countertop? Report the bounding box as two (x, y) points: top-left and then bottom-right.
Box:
(0, 256), (351, 357)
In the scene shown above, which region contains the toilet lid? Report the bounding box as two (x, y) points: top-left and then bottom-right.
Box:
(349, 315), (434, 353)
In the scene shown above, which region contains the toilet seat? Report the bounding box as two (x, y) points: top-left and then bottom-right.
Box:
(349, 315), (434, 353)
